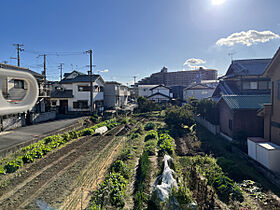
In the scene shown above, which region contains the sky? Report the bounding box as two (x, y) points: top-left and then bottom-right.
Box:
(1, 0), (280, 84)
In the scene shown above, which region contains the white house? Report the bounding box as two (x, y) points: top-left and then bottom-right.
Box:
(147, 85), (173, 103)
(50, 71), (104, 113)
(137, 85), (158, 97)
(104, 81), (130, 109)
(183, 83), (215, 100)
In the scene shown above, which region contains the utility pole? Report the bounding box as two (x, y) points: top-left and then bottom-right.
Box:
(58, 63), (64, 81)
(43, 54), (46, 84)
(11, 43), (24, 66)
(38, 54), (47, 94)
(133, 76), (137, 86)
(86, 49), (93, 114)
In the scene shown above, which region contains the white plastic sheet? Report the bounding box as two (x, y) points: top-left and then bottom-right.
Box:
(153, 155), (178, 202)
(95, 126), (108, 135)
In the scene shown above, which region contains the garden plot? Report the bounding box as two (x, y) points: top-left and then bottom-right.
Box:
(0, 119), (126, 209)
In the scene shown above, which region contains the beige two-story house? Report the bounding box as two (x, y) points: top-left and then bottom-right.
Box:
(262, 48), (280, 144)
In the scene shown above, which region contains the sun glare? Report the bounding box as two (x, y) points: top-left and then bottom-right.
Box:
(212, 0), (226, 5)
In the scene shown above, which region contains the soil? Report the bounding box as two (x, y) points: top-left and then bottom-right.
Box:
(0, 125), (125, 209)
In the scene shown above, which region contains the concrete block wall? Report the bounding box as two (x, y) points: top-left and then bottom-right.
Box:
(2, 115), (25, 131)
(195, 116), (220, 135)
(31, 111), (56, 124)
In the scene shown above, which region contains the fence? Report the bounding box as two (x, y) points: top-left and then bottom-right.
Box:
(195, 116), (220, 135)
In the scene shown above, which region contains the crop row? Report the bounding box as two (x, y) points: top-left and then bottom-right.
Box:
(88, 123), (144, 209)
(2, 119), (119, 174)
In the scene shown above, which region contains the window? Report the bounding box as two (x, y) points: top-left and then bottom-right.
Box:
(78, 86), (90, 91)
(242, 81), (250, 89)
(73, 100), (89, 109)
(242, 81), (257, 90)
(229, 119), (232, 131)
(51, 101), (57, 106)
(259, 81), (268, 90)
(14, 79), (24, 89)
(250, 82), (258, 89)
(201, 90), (208, 95)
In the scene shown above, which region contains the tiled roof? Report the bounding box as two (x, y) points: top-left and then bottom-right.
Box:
(50, 90), (73, 98)
(60, 75), (100, 84)
(225, 59), (271, 77)
(220, 95), (270, 110)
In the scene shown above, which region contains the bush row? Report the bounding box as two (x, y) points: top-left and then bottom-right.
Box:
(190, 155), (243, 203)
(2, 119), (119, 174)
(134, 151), (150, 209)
(158, 133), (175, 156)
(88, 146), (134, 209)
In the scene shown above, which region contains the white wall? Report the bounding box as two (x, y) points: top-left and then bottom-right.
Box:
(183, 88), (214, 100)
(148, 94), (170, 103)
(151, 87), (171, 97)
(59, 79), (104, 112)
(138, 85), (157, 97)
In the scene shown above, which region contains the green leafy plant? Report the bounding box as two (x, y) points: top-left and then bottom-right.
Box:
(144, 122), (156, 131)
(111, 160), (129, 179)
(4, 158), (23, 173)
(145, 130), (158, 141)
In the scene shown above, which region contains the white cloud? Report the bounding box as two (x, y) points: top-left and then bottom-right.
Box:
(98, 69), (109, 73)
(183, 58), (206, 69)
(216, 30), (279, 47)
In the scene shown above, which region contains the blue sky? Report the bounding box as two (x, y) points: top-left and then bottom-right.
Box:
(1, 0), (280, 84)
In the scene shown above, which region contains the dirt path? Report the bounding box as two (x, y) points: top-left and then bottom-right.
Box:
(0, 126), (124, 210)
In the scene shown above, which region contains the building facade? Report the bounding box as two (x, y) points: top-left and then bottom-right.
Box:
(50, 71), (104, 113)
(218, 95), (270, 139)
(261, 48), (280, 145)
(104, 82), (130, 109)
(147, 85), (173, 103)
(212, 59), (271, 100)
(183, 84), (215, 100)
(137, 66), (217, 87)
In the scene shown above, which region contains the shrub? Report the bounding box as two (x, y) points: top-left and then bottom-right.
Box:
(164, 105), (195, 137)
(158, 133), (175, 156)
(89, 172), (127, 209)
(111, 160), (129, 179)
(4, 158), (23, 173)
(80, 128), (95, 136)
(69, 130), (79, 139)
(119, 148), (133, 161)
(22, 153), (34, 163)
(134, 151), (150, 209)
(62, 133), (71, 141)
(144, 122), (156, 131)
(145, 130), (158, 141)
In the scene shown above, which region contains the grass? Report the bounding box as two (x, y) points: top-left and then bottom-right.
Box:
(196, 125), (280, 196)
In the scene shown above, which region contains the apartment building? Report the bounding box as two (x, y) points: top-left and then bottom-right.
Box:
(137, 66), (217, 87)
